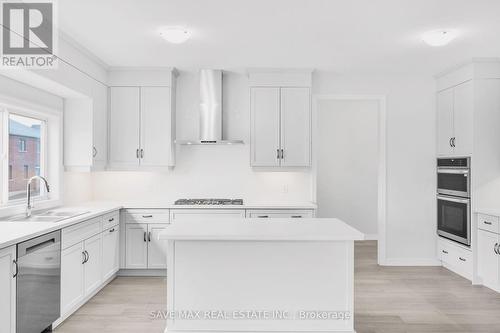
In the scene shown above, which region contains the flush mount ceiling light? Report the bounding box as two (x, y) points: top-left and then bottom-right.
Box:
(159, 26), (191, 44)
(421, 29), (458, 47)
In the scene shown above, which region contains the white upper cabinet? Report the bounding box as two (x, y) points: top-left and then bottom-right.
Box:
(436, 60), (500, 157)
(248, 69), (312, 168)
(280, 87), (311, 166)
(436, 87), (454, 156)
(453, 80), (474, 156)
(140, 87), (175, 167)
(109, 87), (141, 168)
(108, 68), (177, 170)
(63, 80), (109, 171)
(250, 87), (280, 166)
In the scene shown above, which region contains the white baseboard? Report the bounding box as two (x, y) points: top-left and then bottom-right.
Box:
(118, 268), (166, 277)
(382, 258), (441, 266)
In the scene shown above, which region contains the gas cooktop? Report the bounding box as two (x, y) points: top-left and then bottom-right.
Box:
(174, 198), (244, 205)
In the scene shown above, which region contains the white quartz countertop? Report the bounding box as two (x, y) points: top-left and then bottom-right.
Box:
(158, 218), (364, 241)
(0, 203), (122, 250)
(475, 208), (500, 217)
(120, 201), (317, 210)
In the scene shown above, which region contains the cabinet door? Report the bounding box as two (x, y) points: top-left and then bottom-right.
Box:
(148, 224), (169, 269)
(0, 246), (16, 333)
(140, 87), (174, 167)
(280, 87), (311, 166)
(125, 223), (148, 269)
(478, 230), (500, 291)
(109, 87), (140, 168)
(102, 226), (120, 281)
(92, 82), (108, 168)
(250, 87), (281, 166)
(453, 80), (474, 156)
(61, 242), (85, 316)
(437, 88), (454, 156)
(84, 233), (102, 296)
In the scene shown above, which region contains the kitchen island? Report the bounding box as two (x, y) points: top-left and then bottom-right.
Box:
(159, 218), (364, 333)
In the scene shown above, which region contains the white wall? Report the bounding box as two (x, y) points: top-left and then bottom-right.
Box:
(313, 72), (437, 265)
(316, 99), (379, 238)
(91, 70), (313, 203)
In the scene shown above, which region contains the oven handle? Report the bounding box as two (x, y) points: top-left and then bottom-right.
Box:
(437, 169), (469, 174)
(437, 195), (470, 204)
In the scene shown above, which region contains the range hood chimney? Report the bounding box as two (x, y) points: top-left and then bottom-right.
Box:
(176, 69), (244, 145)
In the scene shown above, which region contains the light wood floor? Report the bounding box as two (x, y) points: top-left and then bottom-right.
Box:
(55, 241), (500, 333)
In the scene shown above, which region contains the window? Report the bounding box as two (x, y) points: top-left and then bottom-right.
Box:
(19, 138), (26, 152)
(7, 114), (45, 201)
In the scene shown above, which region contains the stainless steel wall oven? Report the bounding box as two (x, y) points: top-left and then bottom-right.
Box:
(437, 158), (471, 246)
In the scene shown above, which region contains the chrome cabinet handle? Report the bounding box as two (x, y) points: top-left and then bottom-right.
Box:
(483, 221), (493, 225)
(257, 215), (269, 218)
(136, 149), (140, 158)
(148, 232), (152, 242)
(281, 149), (284, 159)
(442, 250), (448, 254)
(13, 260), (18, 278)
(277, 149), (280, 159)
(82, 251), (86, 264)
(144, 232), (147, 242)
(108, 218), (115, 222)
(93, 146), (97, 158)
(142, 215), (153, 218)
(449, 138), (453, 147)
(109, 228), (115, 233)
(452, 137), (456, 147)
(495, 243), (499, 255)
(459, 257), (466, 262)
(140, 149), (144, 158)
(291, 215), (302, 218)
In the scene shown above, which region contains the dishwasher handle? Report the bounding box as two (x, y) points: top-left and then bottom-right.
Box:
(17, 231), (61, 258)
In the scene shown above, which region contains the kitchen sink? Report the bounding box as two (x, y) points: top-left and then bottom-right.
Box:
(3, 210), (90, 223)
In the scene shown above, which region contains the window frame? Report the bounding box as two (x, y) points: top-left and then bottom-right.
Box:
(1, 106), (50, 206)
(18, 138), (27, 152)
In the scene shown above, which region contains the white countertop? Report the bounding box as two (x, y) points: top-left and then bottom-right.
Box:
(159, 218), (364, 241)
(0, 201), (317, 250)
(475, 208), (500, 217)
(120, 201), (317, 210)
(0, 203), (122, 250)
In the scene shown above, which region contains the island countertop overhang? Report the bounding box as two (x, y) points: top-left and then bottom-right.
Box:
(159, 218), (364, 241)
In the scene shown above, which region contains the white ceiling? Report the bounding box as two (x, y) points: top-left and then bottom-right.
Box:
(59, 0), (500, 75)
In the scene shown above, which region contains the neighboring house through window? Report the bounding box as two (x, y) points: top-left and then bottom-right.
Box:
(19, 138), (26, 152)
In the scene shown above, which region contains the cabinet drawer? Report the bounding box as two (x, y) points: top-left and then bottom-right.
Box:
(439, 239), (472, 280)
(478, 214), (500, 234)
(102, 211), (119, 230)
(246, 209), (314, 218)
(125, 209), (170, 224)
(62, 217), (102, 250)
(170, 209), (245, 222)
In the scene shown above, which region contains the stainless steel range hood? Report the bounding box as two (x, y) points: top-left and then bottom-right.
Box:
(176, 69), (244, 145)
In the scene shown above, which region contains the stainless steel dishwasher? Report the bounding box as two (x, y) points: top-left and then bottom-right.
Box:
(16, 230), (61, 333)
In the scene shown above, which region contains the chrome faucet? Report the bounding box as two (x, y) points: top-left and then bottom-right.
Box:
(26, 176), (50, 217)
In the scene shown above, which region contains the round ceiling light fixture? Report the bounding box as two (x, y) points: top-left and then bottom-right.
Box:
(159, 26), (191, 44)
(421, 29), (458, 47)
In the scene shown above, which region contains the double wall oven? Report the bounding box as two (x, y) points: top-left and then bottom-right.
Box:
(437, 157), (471, 246)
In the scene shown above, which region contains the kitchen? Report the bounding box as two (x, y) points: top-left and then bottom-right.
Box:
(1, 1), (500, 333)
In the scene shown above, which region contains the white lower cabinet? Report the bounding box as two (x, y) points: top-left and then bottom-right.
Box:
(102, 225), (120, 281)
(125, 223), (148, 269)
(438, 238), (472, 280)
(170, 209), (245, 222)
(84, 233), (103, 295)
(0, 245), (16, 333)
(478, 228), (500, 292)
(125, 223), (169, 269)
(61, 242), (85, 316)
(61, 234), (103, 316)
